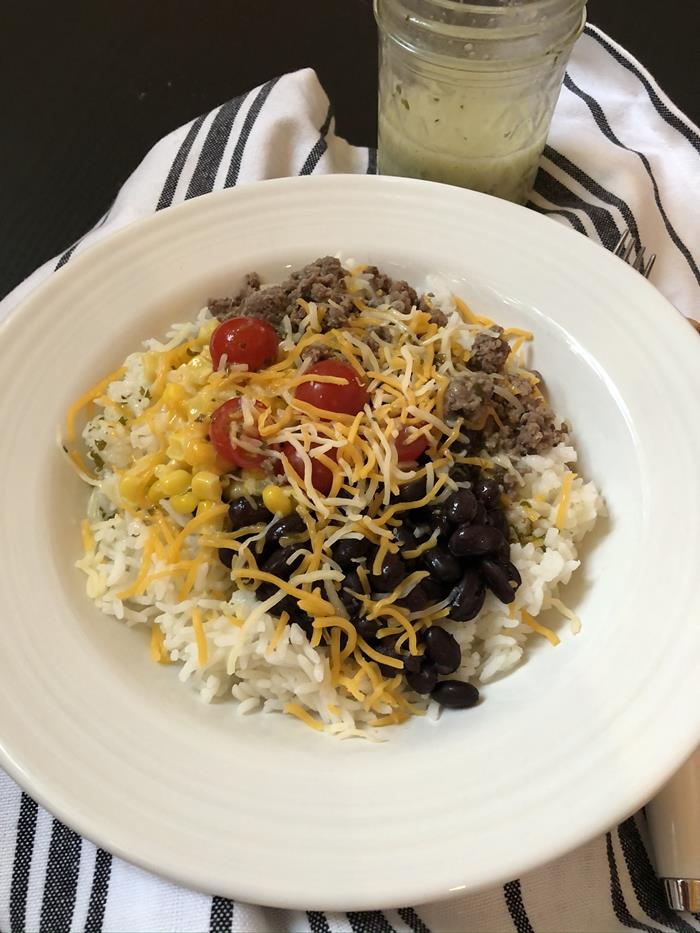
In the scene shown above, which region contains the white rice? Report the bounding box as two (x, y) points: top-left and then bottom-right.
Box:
(76, 296), (604, 739)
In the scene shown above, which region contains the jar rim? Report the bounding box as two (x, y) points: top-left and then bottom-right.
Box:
(375, 0), (586, 64)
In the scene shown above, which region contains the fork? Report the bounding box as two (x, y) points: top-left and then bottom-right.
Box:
(613, 228), (657, 279)
(613, 228), (700, 333)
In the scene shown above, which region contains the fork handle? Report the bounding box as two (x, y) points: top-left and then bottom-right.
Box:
(647, 746), (700, 911)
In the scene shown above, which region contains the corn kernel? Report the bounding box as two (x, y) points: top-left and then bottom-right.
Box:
(119, 473), (149, 503)
(170, 491), (198, 514)
(191, 471), (221, 501)
(159, 469), (191, 497)
(161, 382), (187, 411)
(165, 431), (191, 462)
(184, 354), (213, 387)
(262, 484), (294, 516)
(183, 438), (217, 468)
(146, 479), (165, 504)
(198, 319), (219, 342)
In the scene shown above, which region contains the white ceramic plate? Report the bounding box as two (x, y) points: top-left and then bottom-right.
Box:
(1, 175), (699, 910)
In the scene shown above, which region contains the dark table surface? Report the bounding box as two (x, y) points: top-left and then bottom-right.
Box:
(2, 0), (698, 301)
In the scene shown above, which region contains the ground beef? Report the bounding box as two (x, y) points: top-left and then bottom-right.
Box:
(208, 272), (261, 320)
(514, 405), (568, 456)
(284, 257), (357, 331)
(385, 280), (417, 314)
(300, 343), (337, 364)
(444, 373), (494, 420)
(365, 325), (392, 354)
(236, 285), (289, 328)
(468, 327), (510, 374)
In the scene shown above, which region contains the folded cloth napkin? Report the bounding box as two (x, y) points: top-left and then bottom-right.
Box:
(1, 24), (699, 933)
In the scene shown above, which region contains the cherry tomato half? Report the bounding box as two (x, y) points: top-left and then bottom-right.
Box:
(209, 397), (266, 469)
(209, 316), (279, 372)
(281, 442), (337, 495)
(294, 360), (369, 416)
(395, 426), (430, 464)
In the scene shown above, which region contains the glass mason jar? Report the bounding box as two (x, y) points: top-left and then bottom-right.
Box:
(375, 0), (586, 203)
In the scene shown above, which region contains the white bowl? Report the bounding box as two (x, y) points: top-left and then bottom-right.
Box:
(0, 175), (698, 910)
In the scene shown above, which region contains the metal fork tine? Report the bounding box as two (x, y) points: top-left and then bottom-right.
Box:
(614, 229), (633, 259)
(614, 227), (656, 280)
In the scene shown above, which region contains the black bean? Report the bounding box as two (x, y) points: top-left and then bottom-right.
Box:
(261, 545), (303, 581)
(393, 523), (418, 550)
(422, 578), (452, 604)
(341, 570), (362, 616)
(372, 641), (404, 677)
(398, 582), (429, 613)
(353, 615), (379, 640)
(505, 561), (521, 586)
(486, 508), (509, 538)
(228, 496), (269, 530)
(479, 558), (517, 604)
(444, 489), (478, 525)
(293, 613), (314, 639)
(403, 654), (423, 674)
(473, 502), (488, 525)
(265, 512), (305, 545)
(427, 507), (452, 538)
(218, 547), (234, 569)
(395, 476), (427, 503)
(424, 626), (461, 675)
(448, 569), (486, 622)
(474, 476), (500, 508)
(421, 547), (462, 583)
(431, 680), (480, 709)
(448, 524), (505, 558)
(405, 663), (438, 694)
(333, 536), (369, 568)
(448, 463), (472, 484)
(256, 582), (277, 602)
(370, 552), (405, 592)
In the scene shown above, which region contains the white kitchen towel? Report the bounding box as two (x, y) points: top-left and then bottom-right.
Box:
(1, 24), (699, 933)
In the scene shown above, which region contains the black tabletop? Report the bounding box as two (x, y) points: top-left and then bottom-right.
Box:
(2, 0), (698, 302)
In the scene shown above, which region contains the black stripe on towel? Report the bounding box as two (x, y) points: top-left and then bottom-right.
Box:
(618, 818), (697, 933)
(367, 147), (377, 175)
(39, 820), (82, 933)
(605, 832), (663, 933)
(209, 895), (234, 933)
(299, 104), (334, 175)
(584, 25), (700, 152)
(156, 114), (207, 210)
(503, 880), (534, 933)
(307, 910), (332, 933)
(527, 200), (588, 236)
(84, 849), (112, 933)
(185, 94), (246, 199)
(347, 910), (397, 933)
(224, 77), (280, 188)
(9, 793), (38, 933)
(398, 906), (432, 933)
(543, 144), (642, 250)
(533, 167), (621, 247)
(563, 73), (700, 284)
(54, 209), (112, 271)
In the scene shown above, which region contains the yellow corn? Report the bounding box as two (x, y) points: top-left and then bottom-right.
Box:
(262, 484), (295, 516)
(161, 382), (187, 411)
(191, 471), (221, 501)
(146, 479), (165, 504)
(170, 491), (198, 514)
(159, 469), (191, 497)
(119, 472), (150, 503)
(183, 438), (217, 467)
(197, 319), (219, 342)
(165, 430), (191, 462)
(183, 354), (213, 387)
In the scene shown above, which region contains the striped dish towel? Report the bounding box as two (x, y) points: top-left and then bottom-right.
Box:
(1, 24), (699, 933)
